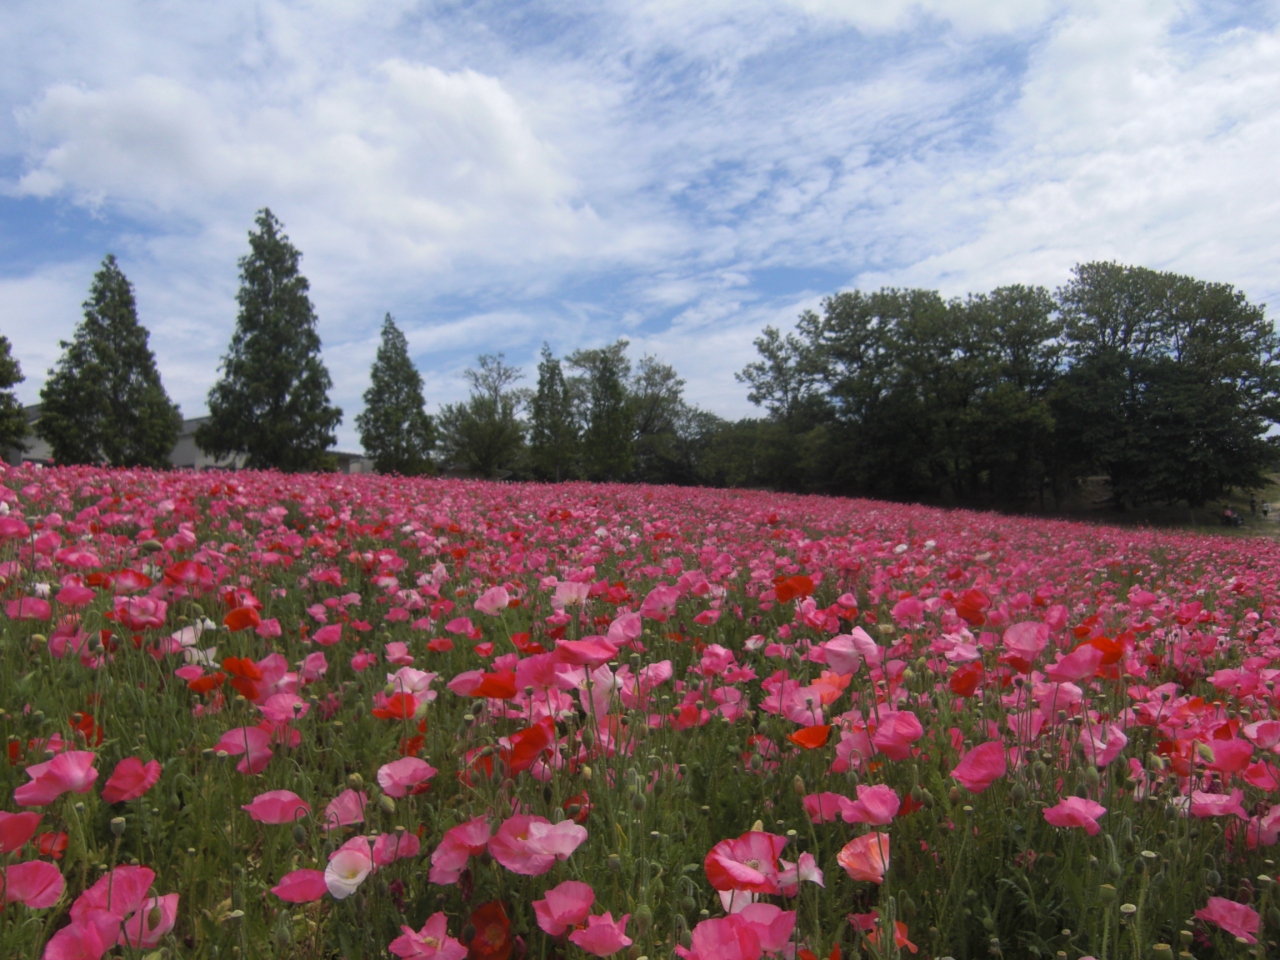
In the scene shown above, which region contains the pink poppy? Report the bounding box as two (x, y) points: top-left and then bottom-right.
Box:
(241, 790), (311, 824)
(734, 904), (795, 955)
(999, 621), (1048, 672)
(385, 641), (415, 665)
(870, 711), (923, 761)
(474, 586), (511, 617)
(5, 597), (51, 621)
(638, 584), (680, 621)
(113, 595), (167, 632)
(704, 831), (788, 894)
(1189, 789), (1248, 819)
(777, 853), (823, 896)
(429, 817), (493, 884)
(554, 637), (620, 667)
(373, 831), (421, 866)
(55, 584), (95, 607)
(2, 859), (64, 908)
(71, 865), (154, 922)
(1043, 644), (1104, 683)
(802, 792), (846, 824)
(489, 815), (587, 876)
(836, 833), (890, 884)
(101, 757), (162, 804)
(14, 750), (99, 806)
(313, 624), (343, 646)
(1195, 896), (1259, 944)
(534, 880), (595, 935)
(552, 581), (591, 610)
(0, 811), (43, 854)
(42, 910), (122, 960)
(271, 868), (328, 903)
(1043, 797), (1107, 835)
(215, 726), (273, 776)
(840, 784), (900, 825)
(323, 789), (368, 830)
(951, 741), (1007, 793)
(1079, 722), (1127, 768)
(119, 893), (179, 948)
(568, 912), (632, 957)
(389, 911), (469, 960)
(299, 651), (329, 682)
(676, 916), (761, 960)
(377, 757), (438, 798)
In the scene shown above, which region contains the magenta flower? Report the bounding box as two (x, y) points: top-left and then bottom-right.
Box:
(840, 784), (901, 825)
(5, 597), (51, 621)
(704, 831), (788, 894)
(271, 868), (328, 903)
(101, 757), (162, 804)
(41, 910), (122, 960)
(0, 811), (43, 853)
(802, 792), (846, 824)
(429, 816), (493, 884)
(474, 586), (511, 617)
(534, 880), (595, 935)
(241, 790), (311, 825)
(489, 815), (587, 876)
(1195, 896), (1260, 944)
(14, 750), (99, 806)
(215, 726), (273, 775)
(568, 912), (632, 957)
(112, 595), (167, 631)
(1043, 797), (1107, 835)
(951, 741), (1007, 793)
(2, 859), (65, 908)
(120, 893), (179, 948)
(323, 789), (368, 831)
(870, 711), (924, 761)
(373, 831), (421, 866)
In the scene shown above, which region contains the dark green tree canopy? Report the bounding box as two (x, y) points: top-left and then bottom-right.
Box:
(568, 339), (633, 482)
(355, 314), (436, 475)
(36, 255), (181, 468)
(436, 354), (526, 478)
(197, 209), (342, 472)
(528, 344), (578, 482)
(0, 336), (28, 457)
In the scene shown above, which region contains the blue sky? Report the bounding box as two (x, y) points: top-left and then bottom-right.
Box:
(2, 0), (1279, 451)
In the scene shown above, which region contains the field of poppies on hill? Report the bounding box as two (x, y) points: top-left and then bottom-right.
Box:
(2, 464), (1280, 959)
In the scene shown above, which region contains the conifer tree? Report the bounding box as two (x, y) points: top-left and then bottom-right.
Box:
(355, 314), (436, 474)
(528, 344), (578, 481)
(197, 209), (342, 471)
(0, 336), (28, 457)
(568, 340), (633, 481)
(37, 255), (181, 467)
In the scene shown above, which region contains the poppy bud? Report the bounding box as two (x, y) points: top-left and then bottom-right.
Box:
(631, 793), (646, 811)
(582, 765), (592, 781)
(608, 853), (621, 873)
(347, 773), (364, 789)
(634, 905), (653, 933)
(292, 823), (307, 844)
(110, 817), (126, 838)
(793, 775), (806, 796)
(1010, 783), (1027, 803)
(1098, 884), (1116, 903)
(949, 787), (962, 805)
(380, 795), (396, 814)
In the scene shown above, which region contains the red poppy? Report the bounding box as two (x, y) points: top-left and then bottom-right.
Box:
(223, 606), (261, 632)
(774, 575), (815, 603)
(372, 692), (419, 720)
(562, 791), (592, 824)
(470, 670), (517, 700)
(787, 724), (832, 749)
(36, 831), (68, 859)
(188, 672), (226, 695)
(469, 901), (513, 960)
(948, 661), (984, 698)
(70, 711), (104, 747)
(503, 717), (555, 775)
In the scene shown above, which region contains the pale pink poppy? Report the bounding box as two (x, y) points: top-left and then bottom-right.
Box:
(1195, 896), (1259, 944)
(272, 868), (328, 903)
(373, 831), (421, 866)
(385, 641), (415, 665)
(326, 837), (373, 899)
(389, 911), (469, 960)
(802, 792), (846, 824)
(568, 912), (632, 957)
(101, 757), (162, 804)
(299, 652), (329, 682)
(552, 581), (591, 610)
(377, 757), (438, 798)
(1189, 789), (1247, 819)
(777, 853), (823, 896)
(999, 621), (1048, 672)
(323, 789), (368, 830)
(951, 741), (1007, 793)
(428, 816), (492, 884)
(534, 880), (595, 935)
(836, 833), (890, 884)
(241, 790), (311, 824)
(474, 586), (511, 617)
(1043, 797), (1107, 835)
(14, 750), (99, 806)
(2, 859), (64, 908)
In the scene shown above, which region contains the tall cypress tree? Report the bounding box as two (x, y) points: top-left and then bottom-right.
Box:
(0, 336), (28, 458)
(37, 255), (181, 467)
(528, 344), (578, 481)
(355, 314), (436, 475)
(197, 209), (342, 471)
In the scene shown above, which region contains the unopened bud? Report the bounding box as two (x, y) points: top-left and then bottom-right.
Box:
(380, 795), (397, 814)
(110, 817), (126, 837)
(793, 775), (806, 796)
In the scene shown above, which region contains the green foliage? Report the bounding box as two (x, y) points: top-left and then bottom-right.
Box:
(355, 314), (436, 475)
(36, 255), (181, 467)
(569, 340), (634, 481)
(436, 354), (526, 477)
(197, 209), (342, 472)
(0, 336), (27, 456)
(528, 344), (579, 481)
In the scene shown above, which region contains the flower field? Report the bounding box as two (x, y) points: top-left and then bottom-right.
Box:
(3, 465), (1280, 959)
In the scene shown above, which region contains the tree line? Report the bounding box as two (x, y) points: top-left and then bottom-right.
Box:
(1, 207), (1276, 510)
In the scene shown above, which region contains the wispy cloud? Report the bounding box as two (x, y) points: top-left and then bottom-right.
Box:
(1, 0), (1277, 447)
